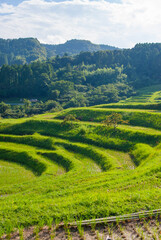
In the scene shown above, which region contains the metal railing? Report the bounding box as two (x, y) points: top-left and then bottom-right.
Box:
(67, 209), (161, 226)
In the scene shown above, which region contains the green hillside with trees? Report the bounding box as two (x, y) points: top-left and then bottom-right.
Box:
(43, 39), (118, 58)
(0, 38), (118, 66)
(0, 42), (161, 112)
(1, 41), (161, 238)
(0, 38), (47, 65)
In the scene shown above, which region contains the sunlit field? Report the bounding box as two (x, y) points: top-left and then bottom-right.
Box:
(1, 92), (161, 238)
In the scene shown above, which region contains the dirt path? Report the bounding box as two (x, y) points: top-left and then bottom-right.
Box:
(1, 216), (161, 240)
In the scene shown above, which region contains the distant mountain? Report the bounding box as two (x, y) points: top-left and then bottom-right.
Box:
(0, 38), (119, 66)
(0, 38), (47, 66)
(42, 39), (118, 58)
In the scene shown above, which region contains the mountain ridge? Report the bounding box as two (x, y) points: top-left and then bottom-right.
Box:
(0, 37), (118, 66)
(42, 39), (119, 57)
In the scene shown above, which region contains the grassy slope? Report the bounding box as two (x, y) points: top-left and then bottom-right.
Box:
(120, 84), (161, 104)
(1, 88), (161, 234)
(56, 107), (161, 131)
(93, 84), (161, 109)
(0, 160), (35, 186)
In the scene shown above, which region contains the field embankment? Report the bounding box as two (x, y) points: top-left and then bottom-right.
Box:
(0, 102), (161, 238)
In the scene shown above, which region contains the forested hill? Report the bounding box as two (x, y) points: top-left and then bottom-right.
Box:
(42, 39), (118, 58)
(0, 42), (161, 108)
(0, 38), (118, 66)
(0, 38), (47, 66)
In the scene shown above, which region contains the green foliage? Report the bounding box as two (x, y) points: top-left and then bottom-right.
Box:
(0, 133), (54, 150)
(0, 147), (46, 176)
(1, 42), (161, 110)
(40, 151), (74, 172)
(102, 112), (129, 130)
(1, 102), (161, 236)
(54, 141), (116, 171)
(44, 39), (117, 57)
(61, 114), (77, 127)
(0, 38), (118, 66)
(18, 226), (24, 240)
(0, 100), (62, 119)
(0, 46), (133, 108)
(23, 99), (31, 109)
(131, 144), (154, 166)
(0, 160), (35, 186)
(95, 84), (161, 108)
(58, 107), (161, 131)
(77, 220), (85, 239)
(0, 63), (127, 106)
(0, 38), (46, 66)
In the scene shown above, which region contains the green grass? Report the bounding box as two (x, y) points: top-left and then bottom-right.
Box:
(0, 160), (35, 186)
(119, 84), (161, 104)
(1, 99), (161, 236)
(56, 107), (161, 130)
(131, 143), (154, 166)
(93, 84), (161, 109)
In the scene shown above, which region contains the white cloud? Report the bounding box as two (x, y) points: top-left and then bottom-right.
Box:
(0, 0), (161, 48)
(0, 3), (15, 14)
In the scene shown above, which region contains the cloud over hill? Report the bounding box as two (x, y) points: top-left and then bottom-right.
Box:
(0, 0), (161, 48)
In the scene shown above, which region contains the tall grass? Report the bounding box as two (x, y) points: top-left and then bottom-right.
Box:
(131, 144), (154, 166)
(0, 104), (161, 235)
(54, 141), (117, 171)
(0, 133), (54, 150)
(57, 108), (161, 130)
(0, 147), (46, 176)
(0, 160), (35, 186)
(40, 151), (74, 172)
(93, 103), (161, 110)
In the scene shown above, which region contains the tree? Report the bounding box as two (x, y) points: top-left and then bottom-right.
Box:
(23, 99), (31, 109)
(61, 114), (77, 127)
(0, 102), (10, 114)
(44, 100), (62, 111)
(102, 113), (128, 130)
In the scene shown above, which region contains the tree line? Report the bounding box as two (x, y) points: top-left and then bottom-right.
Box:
(0, 38), (117, 66)
(0, 100), (62, 118)
(0, 42), (161, 111)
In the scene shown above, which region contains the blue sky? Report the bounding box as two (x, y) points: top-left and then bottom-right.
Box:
(0, 0), (122, 5)
(0, 0), (160, 48)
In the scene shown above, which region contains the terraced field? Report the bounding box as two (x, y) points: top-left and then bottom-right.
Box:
(93, 84), (161, 110)
(1, 103), (161, 239)
(117, 84), (161, 104)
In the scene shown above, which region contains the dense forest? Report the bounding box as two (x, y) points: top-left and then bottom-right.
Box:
(0, 38), (46, 66)
(0, 58), (132, 107)
(42, 39), (118, 58)
(0, 42), (161, 117)
(0, 38), (118, 66)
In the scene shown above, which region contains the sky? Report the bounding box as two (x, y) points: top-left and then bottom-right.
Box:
(0, 0), (161, 48)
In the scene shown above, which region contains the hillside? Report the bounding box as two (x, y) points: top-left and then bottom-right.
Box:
(1, 42), (161, 110)
(0, 101), (161, 238)
(0, 38), (118, 66)
(42, 39), (118, 58)
(1, 64), (161, 237)
(0, 38), (47, 65)
(92, 84), (161, 110)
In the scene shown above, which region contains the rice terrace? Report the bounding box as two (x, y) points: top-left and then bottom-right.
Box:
(1, 38), (161, 239)
(1, 90), (161, 239)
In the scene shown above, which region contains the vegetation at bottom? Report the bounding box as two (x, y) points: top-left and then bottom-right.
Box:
(0, 102), (161, 237)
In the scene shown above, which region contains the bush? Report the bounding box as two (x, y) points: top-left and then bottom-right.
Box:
(131, 143), (154, 166)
